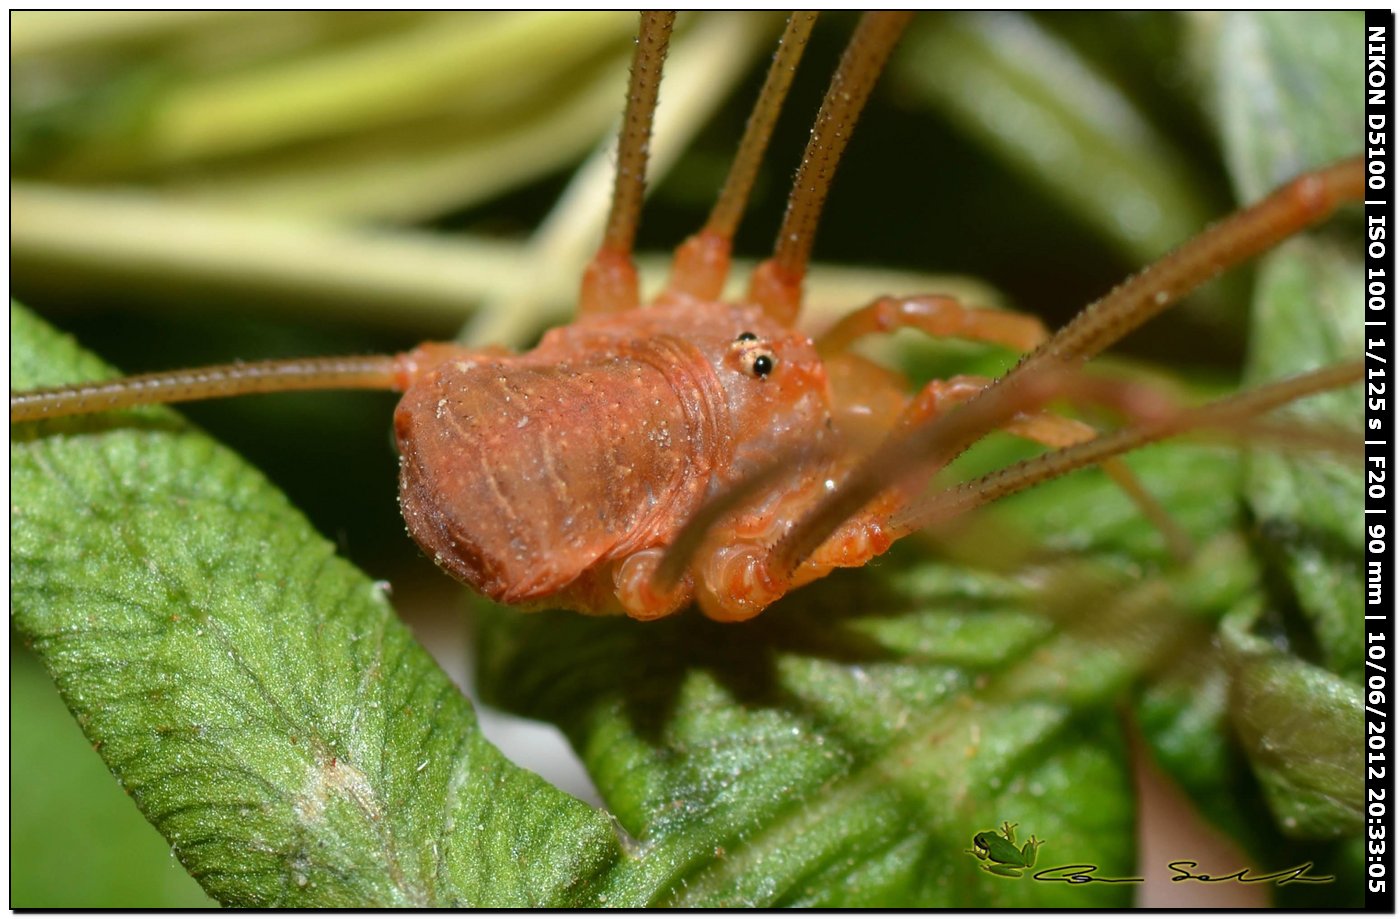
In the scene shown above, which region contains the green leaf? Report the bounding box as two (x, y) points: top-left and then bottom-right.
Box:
(10, 301), (622, 907)
(1210, 10), (1366, 683)
(478, 562), (1136, 907)
(1242, 239), (1365, 681)
(10, 647), (216, 907)
(1222, 615), (1365, 839)
(1212, 10), (1365, 836)
(1210, 11), (1365, 198)
(476, 440), (1261, 907)
(895, 12), (1215, 268)
(1135, 645), (1272, 854)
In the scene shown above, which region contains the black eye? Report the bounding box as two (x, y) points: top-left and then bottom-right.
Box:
(730, 333), (775, 378)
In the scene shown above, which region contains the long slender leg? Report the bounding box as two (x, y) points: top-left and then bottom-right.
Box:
(8, 339), (514, 423)
(770, 155), (1365, 576)
(815, 294), (1048, 356)
(579, 11), (676, 316)
(666, 12), (819, 301)
(1012, 158), (1364, 375)
(898, 375), (1194, 559)
(893, 360), (1365, 535)
(748, 12), (913, 325)
(10, 355), (403, 422)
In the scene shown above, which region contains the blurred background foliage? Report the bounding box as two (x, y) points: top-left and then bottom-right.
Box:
(10, 11), (1363, 907)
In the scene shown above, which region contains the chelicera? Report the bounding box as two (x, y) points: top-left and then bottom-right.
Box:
(10, 12), (1364, 623)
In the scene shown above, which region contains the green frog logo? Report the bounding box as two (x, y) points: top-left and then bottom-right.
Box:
(966, 821), (1044, 878)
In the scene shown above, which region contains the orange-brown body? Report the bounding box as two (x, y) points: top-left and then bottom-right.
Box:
(394, 296), (861, 621)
